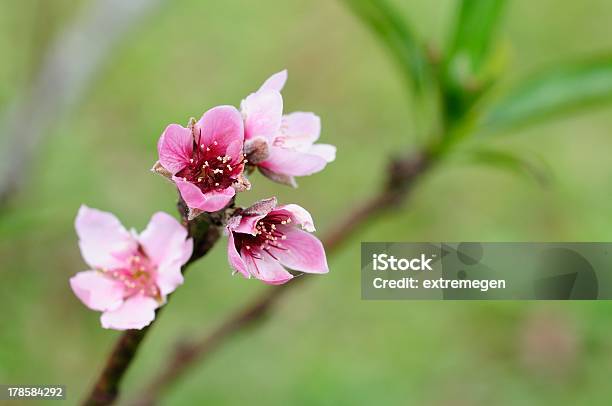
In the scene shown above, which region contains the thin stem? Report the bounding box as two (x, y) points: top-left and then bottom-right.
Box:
(130, 151), (432, 406)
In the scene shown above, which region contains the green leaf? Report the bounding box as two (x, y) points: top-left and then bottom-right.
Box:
(443, 0), (507, 123)
(343, 0), (432, 94)
(483, 56), (612, 131)
(461, 147), (552, 186)
(447, 0), (507, 76)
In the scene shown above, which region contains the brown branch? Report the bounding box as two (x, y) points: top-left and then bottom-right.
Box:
(130, 151), (432, 406)
(81, 202), (225, 406)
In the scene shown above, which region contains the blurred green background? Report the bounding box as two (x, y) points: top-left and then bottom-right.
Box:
(2, 0), (612, 404)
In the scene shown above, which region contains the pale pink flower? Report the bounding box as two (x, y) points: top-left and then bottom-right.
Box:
(241, 70), (336, 186)
(70, 206), (193, 330)
(226, 197), (328, 285)
(154, 105), (247, 213)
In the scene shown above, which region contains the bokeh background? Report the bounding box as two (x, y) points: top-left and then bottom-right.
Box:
(2, 0), (612, 404)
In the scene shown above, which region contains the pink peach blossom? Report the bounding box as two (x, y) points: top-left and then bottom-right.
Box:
(226, 197), (328, 285)
(241, 70), (336, 186)
(70, 206), (193, 330)
(154, 105), (247, 212)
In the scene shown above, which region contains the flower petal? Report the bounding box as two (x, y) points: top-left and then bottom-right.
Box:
(258, 69), (288, 92)
(173, 177), (235, 212)
(225, 139), (244, 163)
(75, 205), (137, 269)
(258, 167), (297, 188)
(278, 112), (321, 148)
(196, 105), (244, 152)
(243, 250), (293, 285)
(259, 146), (328, 177)
(100, 295), (159, 330)
(271, 204), (315, 232)
(155, 259), (185, 296)
(308, 144), (336, 163)
(269, 228), (328, 274)
(157, 124), (193, 175)
(139, 212), (192, 269)
(227, 231), (249, 278)
(233, 214), (266, 235)
(70, 270), (125, 312)
(242, 89), (283, 140)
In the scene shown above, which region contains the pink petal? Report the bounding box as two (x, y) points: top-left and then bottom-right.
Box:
(308, 144), (336, 163)
(242, 90), (283, 140)
(243, 250), (293, 285)
(139, 212), (192, 268)
(173, 177), (235, 212)
(155, 260), (185, 296)
(70, 270), (125, 312)
(258, 69), (288, 92)
(278, 112), (321, 148)
(75, 206), (137, 269)
(259, 146), (328, 177)
(225, 139), (244, 163)
(196, 105), (244, 152)
(227, 232), (249, 278)
(229, 197), (277, 235)
(269, 228), (328, 274)
(232, 214), (266, 235)
(271, 204), (315, 232)
(100, 295), (159, 330)
(157, 124), (193, 175)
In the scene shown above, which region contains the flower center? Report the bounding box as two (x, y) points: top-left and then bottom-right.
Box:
(176, 140), (245, 192)
(234, 215), (292, 259)
(104, 249), (160, 300)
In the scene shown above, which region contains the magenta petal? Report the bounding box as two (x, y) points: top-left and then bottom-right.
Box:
(242, 89), (283, 140)
(196, 105), (244, 152)
(259, 146), (328, 177)
(227, 232), (249, 278)
(100, 295), (158, 330)
(70, 271), (125, 312)
(271, 204), (315, 232)
(157, 124), (193, 175)
(233, 214), (266, 235)
(75, 206), (137, 269)
(173, 177), (235, 212)
(270, 228), (328, 274)
(139, 212), (192, 268)
(243, 250), (293, 285)
(199, 188), (236, 211)
(225, 139), (243, 162)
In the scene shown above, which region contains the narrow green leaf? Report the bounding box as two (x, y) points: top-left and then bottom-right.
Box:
(343, 0), (432, 94)
(447, 0), (507, 75)
(462, 147), (552, 186)
(483, 56), (612, 131)
(443, 0), (507, 123)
